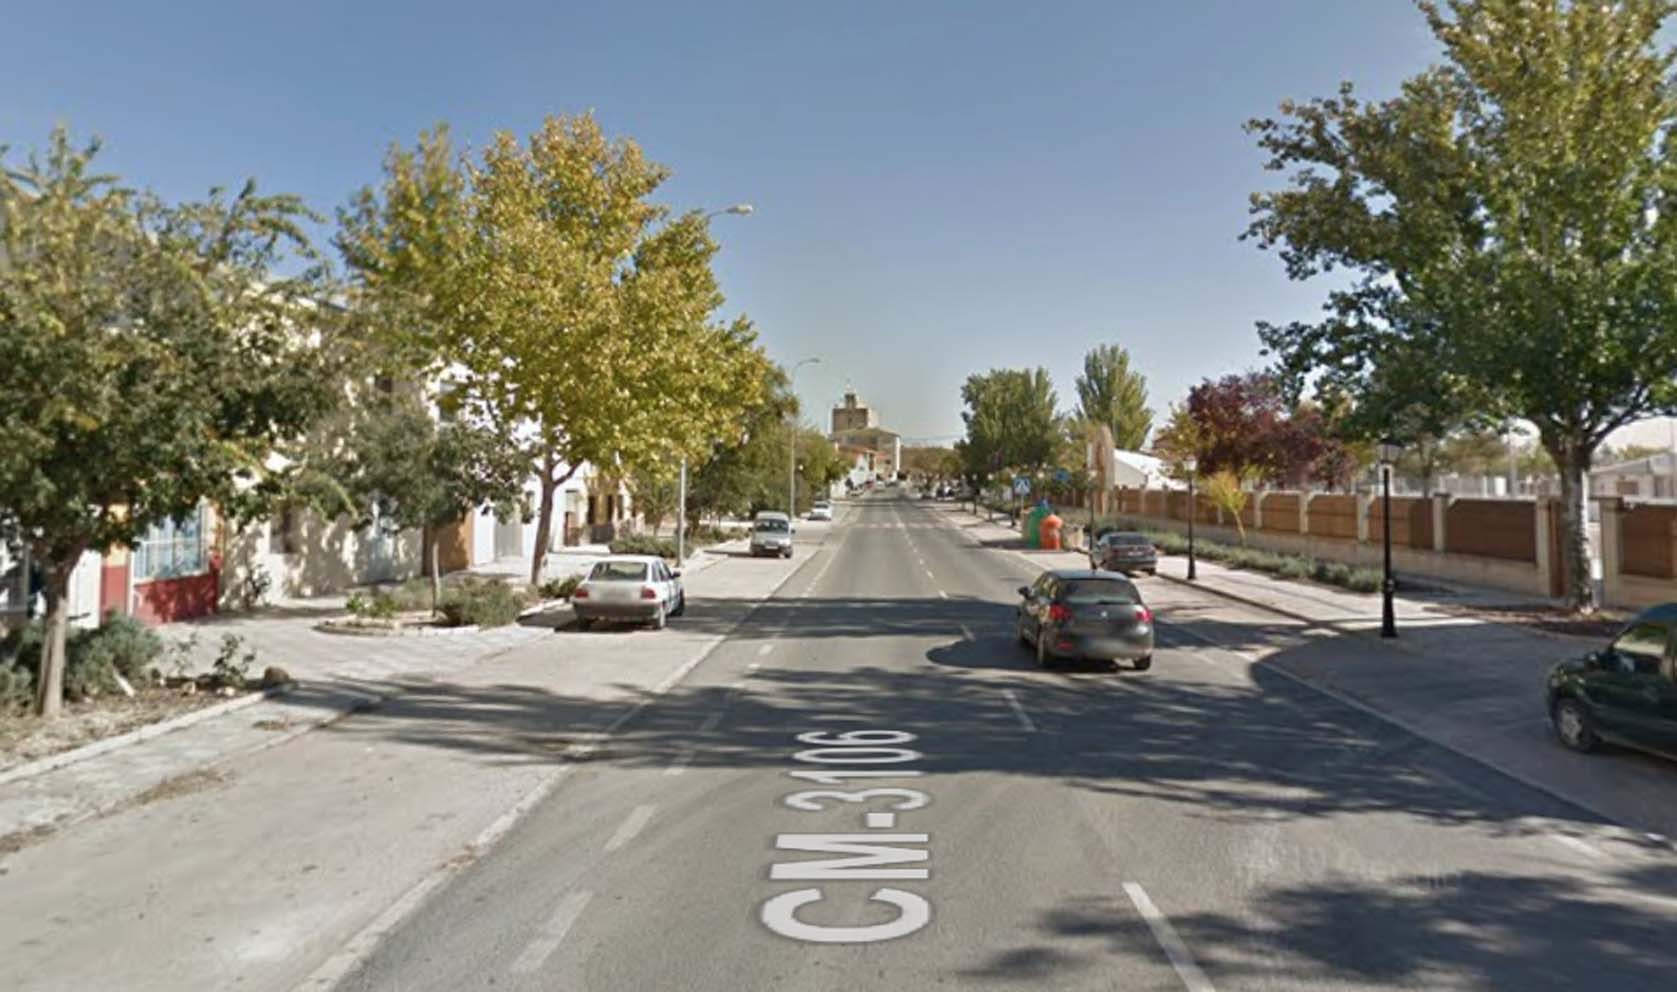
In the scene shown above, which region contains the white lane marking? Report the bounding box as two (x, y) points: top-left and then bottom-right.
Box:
(605, 700), (651, 735)
(924, 569), (936, 581)
(865, 812), (898, 828)
(296, 766), (577, 989)
(1550, 834), (1607, 860)
(604, 804), (657, 853)
(697, 712), (722, 732)
(1002, 689), (1036, 732)
(937, 590), (949, 600)
(509, 890), (594, 975)
(665, 751), (694, 776)
(748, 661), (761, 672)
(959, 624), (974, 640)
(1123, 882), (1216, 992)
(758, 643), (775, 657)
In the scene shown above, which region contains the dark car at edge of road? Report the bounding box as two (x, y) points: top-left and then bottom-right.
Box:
(1091, 530), (1159, 576)
(1016, 569), (1155, 671)
(1548, 602), (1677, 761)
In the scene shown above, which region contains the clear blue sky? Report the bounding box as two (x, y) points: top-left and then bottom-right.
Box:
(5, 0), (1448, 444)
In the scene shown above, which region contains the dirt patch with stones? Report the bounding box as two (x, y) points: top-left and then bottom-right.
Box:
(0, 688), (236, 772)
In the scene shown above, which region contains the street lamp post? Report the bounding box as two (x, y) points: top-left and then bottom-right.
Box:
(788, 357), (822, 518)
(1184, 456), (1198, 581)
(675, 203), (754, 566)
(1378, 437), (1402, 639)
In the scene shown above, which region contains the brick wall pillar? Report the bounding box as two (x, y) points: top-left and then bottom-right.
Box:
(1299, 491), (1312, 535)
(1253, 491), (1266, 531)
(1535, 497), (1554, 597)
(1597, 497), (1623, 607)
(1356, 492), (1372, 543)
(1432, 494), (1450, 553)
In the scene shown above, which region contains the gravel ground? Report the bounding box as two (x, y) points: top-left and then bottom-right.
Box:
(0, 688), (232, 771)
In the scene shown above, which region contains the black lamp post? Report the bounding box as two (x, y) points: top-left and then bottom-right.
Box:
(1377, 438), (1402, 638)
(1184, 455), (1198, 581)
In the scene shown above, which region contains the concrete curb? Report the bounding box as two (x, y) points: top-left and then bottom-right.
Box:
(0, 682), (294, 788)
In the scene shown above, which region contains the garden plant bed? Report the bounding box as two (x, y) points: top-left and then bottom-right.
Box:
(316, 612), (482, 637)
(0, 685), (237, 771)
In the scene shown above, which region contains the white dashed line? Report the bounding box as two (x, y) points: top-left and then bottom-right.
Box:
(1550, 834), (1607, 860)
(757, 643), (774, 657)
(959, 624), (974, 640)
(509, 890), (594, 974)
(665, 751), (694, 776)
(1123, 882), (1216, 992)
(1002, 689), (1036, 732)
(937, 590), (949, 600)
(604, 804), (657, 853)
(697, 712), (722, 732)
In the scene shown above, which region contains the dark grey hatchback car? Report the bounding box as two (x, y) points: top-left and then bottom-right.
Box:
(1017, 569), (1154, 670)
(1092, 531), (1158, 576)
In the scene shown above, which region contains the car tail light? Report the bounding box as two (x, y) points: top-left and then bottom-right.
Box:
(1136, 606), (1153, 624)
(641, 586), (658, 600)
(572, 586), (589, 599)
(1048, 604), (1074, 623)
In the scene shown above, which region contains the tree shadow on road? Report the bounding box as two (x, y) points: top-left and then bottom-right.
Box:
(962, 867), (1677, 991)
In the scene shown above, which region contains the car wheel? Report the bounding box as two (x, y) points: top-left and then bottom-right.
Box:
(1036, 632), (1054, 669)
(1146, 568), (1157, 576)
(783, 549), (793, 559)
(1133, 655), (1153, 672)
(1552, 698), (1598, 753)
(575, 617), (593, 632)
(651, 605), (667, 631)
(672, 592), (686, 617)
(1017, 619), (1031, 647)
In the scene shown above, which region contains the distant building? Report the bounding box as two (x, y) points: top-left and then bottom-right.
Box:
(829, 390), (902, 481)
(831, 390), (880, 432)
(1593, 451), (1677, 500)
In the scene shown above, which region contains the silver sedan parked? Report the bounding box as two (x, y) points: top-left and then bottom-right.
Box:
(1016, 569), (1155, 670)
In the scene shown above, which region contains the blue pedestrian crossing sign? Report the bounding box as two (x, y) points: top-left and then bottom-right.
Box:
(1012, 477), (1031, 496)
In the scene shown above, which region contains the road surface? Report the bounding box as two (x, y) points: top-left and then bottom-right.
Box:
(332, 494), (1677, 991)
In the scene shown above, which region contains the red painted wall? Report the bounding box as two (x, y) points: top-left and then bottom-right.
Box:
(133, 559), (220, 624)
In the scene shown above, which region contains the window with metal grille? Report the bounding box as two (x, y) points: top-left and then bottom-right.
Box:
(134, 505), (208, 580)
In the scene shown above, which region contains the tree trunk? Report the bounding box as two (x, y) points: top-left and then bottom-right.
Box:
(32, 558), (75, 719)
(426, 526), (441, 616)
(1553, 440), (1596, 612)
(530, 466), (557, 587)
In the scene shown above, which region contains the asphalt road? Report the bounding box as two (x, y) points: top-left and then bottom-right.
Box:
(336, 494), (1677, 992)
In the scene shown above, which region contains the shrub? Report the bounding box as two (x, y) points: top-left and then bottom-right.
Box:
(1, 614), (165, 702)
(439, 578), (527, 628)
(0, 658), (33, 713)
(208, 634), (257, 689)
(610, 534), (677, 559)
(537, 574), (582, 600)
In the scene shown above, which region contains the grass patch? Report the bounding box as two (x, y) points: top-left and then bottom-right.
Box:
(1095, 516), (1385, 595)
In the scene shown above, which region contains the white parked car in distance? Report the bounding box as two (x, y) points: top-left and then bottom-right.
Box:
(809, 501), (833, 521)
(571, 555), (685, 630)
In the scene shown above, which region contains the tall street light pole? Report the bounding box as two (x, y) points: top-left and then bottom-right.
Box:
(1184, 456), (1198, 581)
(1378, 437), (1402, 638)
(789, 357), (822, 518)
(676, 203), (754, 567)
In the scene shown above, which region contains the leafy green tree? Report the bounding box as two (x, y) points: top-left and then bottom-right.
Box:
(315, 389), (529, 611)
(0, 129), (341, 716)
(1074, 344), (1152, 450)
(959, 368), (1061, 475)
(1247, 0), (1677, 608)
(628, 463), (681, 536)
(339, 116), (768, 585)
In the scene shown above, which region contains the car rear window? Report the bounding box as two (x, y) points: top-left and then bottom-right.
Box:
(590, 561), (648, 582)
(1059, 579), (1139, 604)
(755, 519), (789, 532)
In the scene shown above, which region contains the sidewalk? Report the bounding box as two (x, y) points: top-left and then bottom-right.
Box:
(0, 538), (752, 849)
(933, 502), (1677, 841)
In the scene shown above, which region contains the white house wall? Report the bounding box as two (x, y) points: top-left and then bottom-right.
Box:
(220, 509), (422, 607)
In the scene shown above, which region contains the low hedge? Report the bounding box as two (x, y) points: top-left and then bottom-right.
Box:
(1096, 518), (1383, 595)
